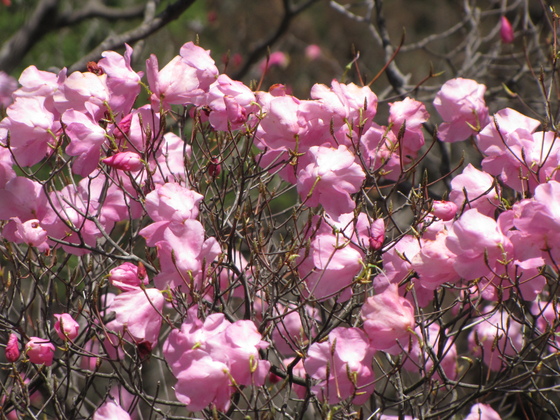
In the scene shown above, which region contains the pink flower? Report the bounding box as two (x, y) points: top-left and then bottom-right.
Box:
(108, 288), (164, 349)
(297, 145), (365, 219)
(93, 399), (131, 420)
(5, 333), (19, 362)
(361, 283), (415, 351)
(10, 217), (49, 252)
(0, 71), (17, 108)
(54, 313), (80, 341)
(500, 16), (514, 44)
(259, 51), (289, 73)
(108, 262), (148, 292)
(465, 403), (502, 420)
(431, 200), (458, 221)
(434, 78), (489, 142)
(25, 337), (55, 366)
(304, 327), (374, 405)
(305, 44), (322, 60)
(102, 152), (143, 172)
(468, 307), (524, 371)
(449, 164), (501, 217)
(207, 74), (257, 131)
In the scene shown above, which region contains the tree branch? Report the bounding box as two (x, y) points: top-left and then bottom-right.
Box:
(68, 0), (196, 73)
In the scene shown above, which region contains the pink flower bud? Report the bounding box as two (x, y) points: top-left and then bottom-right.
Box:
(103, 152), (143, 171)
(500, 16), (514, 44)
(431, 200), (458, 221)
(25, 337), (55, 366)
(114, 113), (133, 142)
(369, 218), (385, 251)
(108, 262), (148, 291)
(5, 333), (19, 362)
(305, 44), (322, 61)
(54, 313), (80, 341)
(208, 156), (221, 177)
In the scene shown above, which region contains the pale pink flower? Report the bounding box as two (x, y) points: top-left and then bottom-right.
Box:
(54, 313), (80, 341)
(108, 262), (148, 292)
(449, 164), (501, 217)
(0, 71), (17, 108)
(93, 399), (131, 420)
(361, 283), (415, 351)
(304, 327), (374, 405)
(431, 200), (458, 221)
(434, 78), (489, 142)
(305, 44), (322, 60)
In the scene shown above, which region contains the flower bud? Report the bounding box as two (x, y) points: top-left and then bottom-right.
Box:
(5, 333), (19, 362)
(500, 16), (514, 44)
(208, 156), (221, 177)
(54, 313), (80, 341)
(431, 200), (458, 221)
(108, 262), (148, 291)
(25, 337), (55, 366)
(103, 152), (143, 172)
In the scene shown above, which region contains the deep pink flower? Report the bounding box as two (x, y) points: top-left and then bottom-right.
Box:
(500, 16), (514, 44)
(25, 337), (55, 366)
(54, 313), (80, 341)
(5, 333), (19, 362)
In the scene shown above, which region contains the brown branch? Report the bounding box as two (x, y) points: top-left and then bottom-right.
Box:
(0, 0), (146, 74)
(68, 0), (196, 73)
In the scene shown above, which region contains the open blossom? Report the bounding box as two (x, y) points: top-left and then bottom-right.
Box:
(163, 307), (270, 412)
(54, 313), (80, 341)
(93, 399), (131, 420)
(434, 78), (489, 142)
(465, 403), (502, 420)
(25, 337), (55, 366)
(361, 283), (415, 351)
(304, 327), (374, 405)
(0, 71), (17, 107)
(297, 145), (365, 220)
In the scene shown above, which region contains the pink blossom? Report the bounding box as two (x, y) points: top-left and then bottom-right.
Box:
(361, 283), (415, 351)
(53, 70), (109, 119)
(93, 399), (131, 420)
(25, 337), (55, 366)
(152, 220), (221, 293)
(465, 403), (502, 420)
(297, 145), (365, 219)
(98, 44), (142, 115)
(174, 349), (232, 412)
(305, 44), (322, 60)
(431, 200), (458, 221)
(207, 74), (257, 131)
(103, 152), (143, 172)
(477, 108), (554, 192)
(259, 51), (289, 73)
(0, 71), (17, 108)
(54, 313), (80, 341)
(5, 333), (19, 362)
(108, 288), (164, 349)
(500, 16), (514, 44)
(63, 109), (108, 176)
(0, 96), (59, 166)
(179, 42), (219, 93)
(272, 305), (318, 355)
(304, 327), (374, 405)
(446, 208), (513, 280)
(449, 163), (501, 217)
(281, 357), (307, 399)
(468, 307), (524, 371)
(297, 214), (369, 302)
(433, 78), (489, 142)
(109, 262), (148, 292)
(9, 217), (49, 251)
